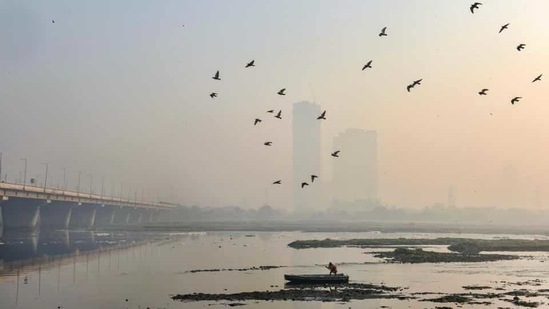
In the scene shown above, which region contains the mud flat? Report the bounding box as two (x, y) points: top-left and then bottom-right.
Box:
(171, 283), (407, 303)
(372, 248), (519, 263)
(288, 238), (549, 254)
(172, 283), (549, 307)
(184, 265), (284, 274)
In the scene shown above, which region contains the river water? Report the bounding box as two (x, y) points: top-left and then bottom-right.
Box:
(1, 229), (549, 308)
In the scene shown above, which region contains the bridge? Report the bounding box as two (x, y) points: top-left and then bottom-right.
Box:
(0, 182), (174, 230)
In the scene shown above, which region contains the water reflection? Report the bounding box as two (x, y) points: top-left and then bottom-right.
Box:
(0, 229), (164, 278)
(0, 229), (177, 309)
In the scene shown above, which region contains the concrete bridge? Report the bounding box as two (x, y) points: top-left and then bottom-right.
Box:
(0, 182), (174, 230)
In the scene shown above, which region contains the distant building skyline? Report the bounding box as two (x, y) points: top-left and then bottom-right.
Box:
(332, 128), (377, 203)
(292, 101), (321, 212)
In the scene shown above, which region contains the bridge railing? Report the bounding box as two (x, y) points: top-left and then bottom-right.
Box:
(0, 182), (173, 210)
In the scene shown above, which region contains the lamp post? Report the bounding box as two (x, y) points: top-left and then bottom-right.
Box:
(0, 153), (3, 182)
(20, 158), (27, 190)
(61, 167), (67, 191)
(101, 176), (105, 200)
(77, 171), (82, 196)
(89, 173), (93, 198)
(42, 163), (49, 192)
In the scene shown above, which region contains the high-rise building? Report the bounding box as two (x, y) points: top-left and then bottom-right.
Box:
(332, 128), (377, 202)
(292, 101), (321, 212)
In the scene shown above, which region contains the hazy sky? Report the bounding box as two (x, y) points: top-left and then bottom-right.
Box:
(1, 1), (548, 209)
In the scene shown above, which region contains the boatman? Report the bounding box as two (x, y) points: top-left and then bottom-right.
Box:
(326, 262), (337, 275)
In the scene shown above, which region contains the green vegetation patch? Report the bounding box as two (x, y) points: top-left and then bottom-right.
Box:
(288, 237), (549, 254)
(373, 248), (518, 263)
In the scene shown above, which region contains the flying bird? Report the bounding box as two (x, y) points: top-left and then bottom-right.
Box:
(254, 118), (262, 125)
(245, 60), (255, 68)
(511, 97), (522, 105)
(267, 110), (274, 113)
(209, 92), (217, 98)
(407, 79), (422, 92)
(470, 2), (482, 14)
(272, 180), (281, 185)
(52, 20), (55, 24)
(499, 23), (509, 33)
(331, 150), (340, 157)
(317, 111), (326, 120)
(532, 74), (542, 83)
(212, 71), (221, 80)
(264, 142), (272, 146)
(277, 88), (286, 95)
(301, 182), (309, 188)
(517, 44), (526, 51)
(362, 60), (373, 70)
(379, 27), (387, 37)
(275, 110), (282, 119)
(311, 175), (318, 183)
(478, 89), (489, 95)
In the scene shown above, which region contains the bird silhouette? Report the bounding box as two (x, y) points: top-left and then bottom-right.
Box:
(254, 118), (262, 125)
(264, 142), (272, 146)
(511, 97), (522, 105)
(277, 88), (286, 95)
(267, 110), (274, 113)
(532, 74), (542, 83)
(317, 111), (326, 120)
(272, 180), (281, 185)
(499, 23), (509, 33)
(331, 151), (340, 157)
(478, 89), (489, 95)
(245, 60), (255, 68)
(275, 110), (282, 119)
(210, 92), (217, 98)
(470, 2), (482, 14)
(52, 20), (55, 24)
(212, 71), (221, 80)
(407, 79), (422, 92)
(311, 175), (318, 183)
(362, 60), (373, 70)
(517, 44), (526, 51)
(301, 182), (309, 188)
(379, 27), (387, 37)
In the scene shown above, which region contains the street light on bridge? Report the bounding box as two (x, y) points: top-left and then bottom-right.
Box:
(61, 167), (67, 191)
(20, 158), (27, 190)
(77, 171), (82, 196)
(100, 176), (105, 200)
(89, 173), (93, 198)
(42, 162), (49, 192)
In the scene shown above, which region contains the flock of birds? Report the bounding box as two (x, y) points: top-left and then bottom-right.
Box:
(205, 2), (544, 190)
(469, 2), (542, 105)
(46, 3), (544, 192)
(209, 61), (340, 190)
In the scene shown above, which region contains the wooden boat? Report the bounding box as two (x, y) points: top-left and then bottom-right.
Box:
(284, 274), (349, 284)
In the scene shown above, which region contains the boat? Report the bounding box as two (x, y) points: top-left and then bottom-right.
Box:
(284, 274), (349, 284)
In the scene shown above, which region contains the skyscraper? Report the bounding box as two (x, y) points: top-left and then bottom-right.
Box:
(292, 101), (321, 212)
(332, 128), (377, 202)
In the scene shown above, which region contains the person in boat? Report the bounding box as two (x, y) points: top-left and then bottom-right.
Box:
(326, 262), (337, 275)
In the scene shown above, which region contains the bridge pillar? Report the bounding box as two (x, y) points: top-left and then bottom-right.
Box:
(113, 207), (131, 225)
(128, 208), (142, 224)
(69, 204), (97, 229)
(95, 205), (115, 227)
(0, 197), (45, 230)
(40, 201), (75, 229)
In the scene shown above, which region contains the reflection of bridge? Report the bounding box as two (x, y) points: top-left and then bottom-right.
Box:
(0, 182), (174, 230)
